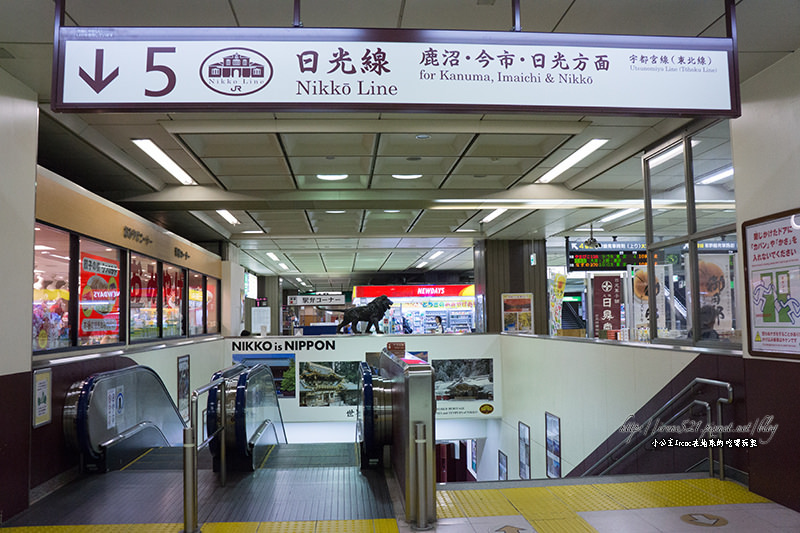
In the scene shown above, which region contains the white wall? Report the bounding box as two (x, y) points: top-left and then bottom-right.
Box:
(0, 66), (38, 376)
(128, 338), (227, 407)
(498, 335), (696, 479)
(732, 48), (800, 360)
(222, 259), (245, 337)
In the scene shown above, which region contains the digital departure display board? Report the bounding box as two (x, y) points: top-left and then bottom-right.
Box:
(568, 250), (648, 272)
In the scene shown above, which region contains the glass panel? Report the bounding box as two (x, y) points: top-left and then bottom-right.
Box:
(206, 278), (219, 334)
(188, 271), (204, 336)
(33, 224), (72, 351)
(163, 263), (185, 338)
(649, 244), (690, 340)
(130, 254), (159, 340)
(692, 121), (736, 232)
(647, 141), (688, 239)
(78, 238), (121, 346)
(693, 233), (740, 344)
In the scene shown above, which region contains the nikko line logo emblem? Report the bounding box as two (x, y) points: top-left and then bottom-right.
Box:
(200, 47), (273, 96)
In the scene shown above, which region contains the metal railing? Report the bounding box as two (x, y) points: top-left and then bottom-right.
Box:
(183, 377), (227, 533)
(581, 377), (733, 479)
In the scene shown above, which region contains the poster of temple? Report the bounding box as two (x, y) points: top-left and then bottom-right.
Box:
(298, 361), (360, 407)
(433, 357), (495, 418)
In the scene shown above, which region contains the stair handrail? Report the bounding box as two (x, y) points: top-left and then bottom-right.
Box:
(580, 377), (733, 479)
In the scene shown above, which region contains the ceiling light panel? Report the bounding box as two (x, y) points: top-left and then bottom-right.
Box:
(378, 132), (473, 156)
(536, 139), (609, 184)
(354, 251), (391, 270)
(132, 139), (196, 185)
(281, 133), (376, 156)
(284, 252), (325, 271)
(180, 133), (283, 158)
(466, 133), (570, 157)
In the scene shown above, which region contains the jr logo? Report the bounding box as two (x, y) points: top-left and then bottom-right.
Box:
(200, 47), (273, 96)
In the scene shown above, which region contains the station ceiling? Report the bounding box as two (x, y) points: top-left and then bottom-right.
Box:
(3, 0), (799, 291)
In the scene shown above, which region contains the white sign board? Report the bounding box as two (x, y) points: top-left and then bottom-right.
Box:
(744, 210), (800, 357)
(288, 294), (346, 305)
(54, 28), (736, 114)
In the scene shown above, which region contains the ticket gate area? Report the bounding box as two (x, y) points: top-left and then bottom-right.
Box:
(358, 349), (436, 529)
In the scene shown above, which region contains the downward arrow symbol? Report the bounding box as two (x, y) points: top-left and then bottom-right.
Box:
(79, 49), (119, 93)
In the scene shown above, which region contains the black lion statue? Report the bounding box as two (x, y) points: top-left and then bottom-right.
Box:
(336, 295), (393, 334)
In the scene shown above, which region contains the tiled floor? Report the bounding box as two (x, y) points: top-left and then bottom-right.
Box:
(5, 476), (797, 532)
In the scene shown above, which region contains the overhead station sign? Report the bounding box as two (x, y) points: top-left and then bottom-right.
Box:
(53, 27), (738, 115)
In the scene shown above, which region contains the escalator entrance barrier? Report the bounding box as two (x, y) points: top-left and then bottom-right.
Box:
(207, 363), (287, 471)
(357, 349), (436, 528)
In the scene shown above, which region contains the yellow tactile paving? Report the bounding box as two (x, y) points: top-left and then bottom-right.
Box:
(436, 490), (465, 518)
(529, 516), (598, 533)
(687, 477), (772, 504)
(313, 519), (375, 533)
(201, 523), (260, 533)
(447, 488), (519, 517)
(546, 484), (623, 512)
(501, 487), (576, 520)
(0, 526), (181, 533)
(592, 481), (681, 509)
(372, 518), (401, 533)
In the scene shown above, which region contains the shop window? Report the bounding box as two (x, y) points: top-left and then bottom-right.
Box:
(206, 278), (220, 334)
(78, 238), (121, 346)
(163, 263), (185, 338)
(188, 270), (204, 336)
(130, 254), (159, 340)
(32, 224), (72, 351)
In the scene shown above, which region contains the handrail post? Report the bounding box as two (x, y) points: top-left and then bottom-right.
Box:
(415, 422), (429, 530)
(219, 380), (227, 487)
(183, 392), (199, 533)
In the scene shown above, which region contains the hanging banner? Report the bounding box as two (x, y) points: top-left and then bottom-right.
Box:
(630, 265), (667, 335)
(743, 209), (800, 357)
(549, 274), (567, 335)
(696, 253), (734, 336)
(54, 27), (736, 115)
(592, 275), (622, 335)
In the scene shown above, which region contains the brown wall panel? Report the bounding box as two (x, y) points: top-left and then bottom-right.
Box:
(0, 371), (31, 520)
(745, 357), (800, 511)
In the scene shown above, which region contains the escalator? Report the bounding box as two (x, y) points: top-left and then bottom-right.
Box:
(64, 365), (186, 472)
(63, 363), (287, 473)
(62, 354), (434, 527)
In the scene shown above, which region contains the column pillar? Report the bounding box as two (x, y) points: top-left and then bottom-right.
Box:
(473, 239), (548, 334)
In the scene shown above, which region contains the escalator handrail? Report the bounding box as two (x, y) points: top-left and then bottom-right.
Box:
(99, 420), (170, 450)
(234, 364), (287, 457)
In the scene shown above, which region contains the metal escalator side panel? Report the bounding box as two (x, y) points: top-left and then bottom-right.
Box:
(62, 377), (102, 461)
(63, 365), (187, 471)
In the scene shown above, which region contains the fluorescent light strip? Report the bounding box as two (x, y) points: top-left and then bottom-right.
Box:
(600, 208), (639, 223)
(216, 209), (240, 225)
(240, 230), (263, 234)
(416, 261), (429, 268)
(699, 167), (734, 185)
(480, 208), (507, 223)
(278, 263), (289, 270)
(132, 139), (196, 185)
(316, 174), (348, 181)
(392, 174), (423, 180)
(267, 252), (279, 261)
(429, 251), (444, 260)
(537, 139), (608, 183)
